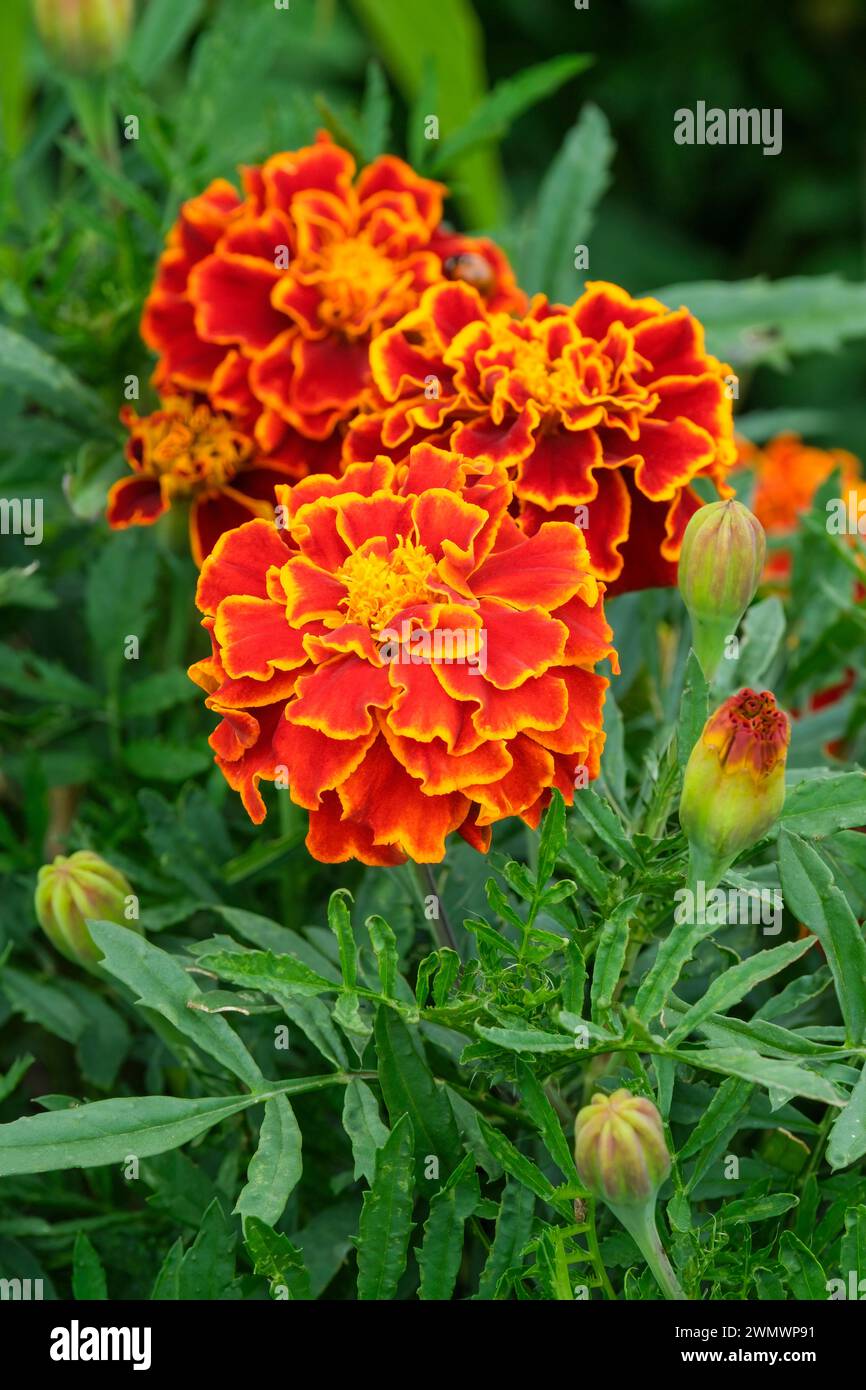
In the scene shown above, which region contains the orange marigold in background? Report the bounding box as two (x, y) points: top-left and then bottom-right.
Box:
(141, 131), (524, 465)
(107, 398), (308, 565)
(346, 281), (737, 593)
(740, 432), (865, 582)
(189, 445), (616, 865)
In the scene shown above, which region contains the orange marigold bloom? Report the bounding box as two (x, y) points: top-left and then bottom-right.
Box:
(346, 280), (737, 592)
(107, 397), (309, 565)
(189, 445), (616, 865)
(742, 432), (865, 581)
(141, 131), (525, 464)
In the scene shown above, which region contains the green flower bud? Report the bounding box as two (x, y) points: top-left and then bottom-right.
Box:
(678, 499), (765, 679)
(575, 1088), (671, 1208)
(33, 0), (134, 75)
(34, 850), (135, 970)
(680, 688), (789, 887)
(575, 1089), (685, 1300)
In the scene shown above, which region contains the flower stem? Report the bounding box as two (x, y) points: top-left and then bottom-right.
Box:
(610, 1201), (687, 1300)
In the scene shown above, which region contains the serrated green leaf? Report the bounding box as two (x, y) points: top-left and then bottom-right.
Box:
(827, 1063), (866, 1171)
(244, 1215), (311, 1300)
(515, 1060), (574, 1182)
(196, 946), (336, 1001)
(234, 1095), (302, 1228)
(677, 1047), (844, 1107)
(89, 922), (264, 1087)
(475, 1115), (567, 1214)
(778, 1230), (828, 1300)
(356, 1113), (415, 1301)
(417, 1152), (479, 1300)
(572, 786), (642, 869)
(667, 937), (816, 1046)
(72, 1233), (107, 1300)
(840, 1206), (866, 1283)
(590, 894), (640, 1023)
(520, 102), (614, 302)
(0, 324), (110, 424)
(375, 1008), (460, 1184)
(475, 1179), (535, 1299)
(676, 651), (709, 768)
(177, 1198), (238, 1300)
(0, 1094), (256, 1176)
(359, 60), (391, 161)
(329, 889), (357, 988)
(776, 773), (866, 840)
(367, 914), (398, 998)
(779, 831), (866, 1044)
(722, 1193), (798, 1224)
(342, 1078), (389, 1184)
(537, 788), (567, 887)
(431, 54), (591, 172)
(649, 275), (866, 369)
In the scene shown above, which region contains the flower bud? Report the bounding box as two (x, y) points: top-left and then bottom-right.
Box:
(575, 1089), (671, 1208)
(33, 0), (134, 75)
(680, 688), (790, 885)
(678, 498), (765, 679)
(34, 850), (135, 970)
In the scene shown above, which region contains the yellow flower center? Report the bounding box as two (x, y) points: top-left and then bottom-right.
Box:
(140, 399), (252, 498)
(337, 537), (437, 633)
(313, 237), (403, 337)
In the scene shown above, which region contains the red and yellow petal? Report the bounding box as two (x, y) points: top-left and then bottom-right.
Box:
(288, 653), (393, 738)
(106, 475), (168, 528)
(214, 594), (308, 679)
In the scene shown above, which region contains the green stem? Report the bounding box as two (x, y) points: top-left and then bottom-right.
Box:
(584, 1196), (617, 1300)
(610, 1201), (686, 1300)
(411, 861), (458, 953)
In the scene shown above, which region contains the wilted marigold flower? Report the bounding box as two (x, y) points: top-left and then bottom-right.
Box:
(107, 397), (307, 564)
(140, 131), (524, 469)
(346, 280), (737, 591)
(189, 444), (616, 865)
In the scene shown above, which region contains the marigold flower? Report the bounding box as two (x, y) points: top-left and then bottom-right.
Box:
(107, 397), (311, 565)
(742, 432), (865, 582)
(346, 280), (737, 591)
(189, 444), (616, 865)
(141, 132), (525, 465)
(680, 688), (790, 886)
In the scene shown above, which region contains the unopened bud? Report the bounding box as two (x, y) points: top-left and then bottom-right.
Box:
(574, 1089), (685, 1300)
(575, 1088), (671, 1208)
(678, 499), (765, 679)
(33, 0), (134, 75)
(680, 688), (789, 886)
(34, 850), (136, 970)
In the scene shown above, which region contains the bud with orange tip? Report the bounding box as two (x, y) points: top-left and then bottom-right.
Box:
(679, 688), (790, 888)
